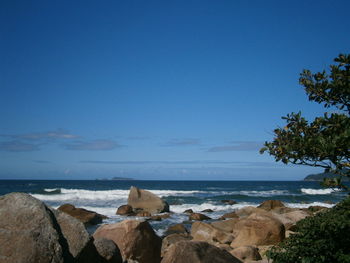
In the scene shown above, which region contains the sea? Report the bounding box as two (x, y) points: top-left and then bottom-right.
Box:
(0, 180), (348, 235)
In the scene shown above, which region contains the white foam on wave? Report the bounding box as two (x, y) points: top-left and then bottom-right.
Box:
(32, 188), (205, 202)
(301, 188), (341, 195)
(44, 188), (60, 192)
(170, 202), (256, 213)
(286, 202), (334, 209)
(239, 190), (290, 197)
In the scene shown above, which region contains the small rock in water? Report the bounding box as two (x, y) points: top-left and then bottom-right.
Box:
(116, 204), (134, 216)
(189, 213), (211, 221)
(183, 209), (194, 214)
(201, 209), (214, 213)
(221, 200), (238, 205)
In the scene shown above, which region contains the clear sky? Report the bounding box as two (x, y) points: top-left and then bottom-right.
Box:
(1, 0), (349, 180)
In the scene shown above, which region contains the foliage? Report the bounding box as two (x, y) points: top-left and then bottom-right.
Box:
(267, 196), (350, 263)
(260, 54), (350, 187)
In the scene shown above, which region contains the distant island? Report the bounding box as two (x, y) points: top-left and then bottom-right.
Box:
(95, 177), (135, 181)
(304, 171), (350, 182)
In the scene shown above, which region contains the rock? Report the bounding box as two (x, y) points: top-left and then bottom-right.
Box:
(0, 193), (66, 263)
(230, 246), (262, 261)
(257, 200), (286, 211)
(230, 213), (285, 247)
(116, 205), (134, 215)
(58, 203), (106, 226)
(216, 244), (232, 251)
(93, 219), (162, 263)
(165, 223), (188, 236)
(211, 218), (239, 233)
(235, 206), (266, 218)
(135, 211), (152, 217)
(94, 238), (123, 263)
(161, 241), (242, 263)
(272, 210), (310, 230)
(127, 186), (169, 214)
(189, 213), (211, 221)
(191, 221), (234, 245)
(201, 209), (214, 212)
(161, 233), (192, 257)
(221, 200), (238, 205)
(183, 209), (193, 214)
(219, 211), (239, 220)
(50, 208), (100, 262)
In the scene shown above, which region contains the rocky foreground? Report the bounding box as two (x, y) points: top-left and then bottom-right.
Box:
(0, 187), (329, 263)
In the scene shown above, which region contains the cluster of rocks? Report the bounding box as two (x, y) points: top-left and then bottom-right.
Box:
(0, 188), (329, 263)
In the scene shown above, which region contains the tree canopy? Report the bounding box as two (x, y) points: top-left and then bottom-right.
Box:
(261, 54), (350, 187)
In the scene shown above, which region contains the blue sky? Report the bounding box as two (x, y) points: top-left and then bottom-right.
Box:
(1, 0), (349, 180)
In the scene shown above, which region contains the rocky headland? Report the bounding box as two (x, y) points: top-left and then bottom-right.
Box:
(0, 187), (329, 263)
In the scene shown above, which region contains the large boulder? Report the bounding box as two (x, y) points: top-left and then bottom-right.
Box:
(230, 213), (285, 247)
(257, 200), (285, 211)
(161, 241), (242, 263)
(50, 208), (100, 262)
(0, 193), (66, 263)
(210, 218), (239, 233)
(272, 210), (310, 230)
(235, 206), (266, 218)
(219, 211), (238, 220)
(93, 219), (162, 263)
(230, 246), (262, 262)
(93, 238), (123, 263)
(191, 221), (234, 245)
(58, 203), (107, 226)
(127, 187), (169, 214)
(0, 192), (100, 263)
(161, 233), (192, 257)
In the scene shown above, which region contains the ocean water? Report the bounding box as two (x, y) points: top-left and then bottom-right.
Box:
(0, 180), (347, 235)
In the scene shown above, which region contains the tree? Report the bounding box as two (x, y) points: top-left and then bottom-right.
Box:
(260, 54), (350, 189)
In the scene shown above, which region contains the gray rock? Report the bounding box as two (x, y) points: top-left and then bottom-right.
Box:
(94, 238), (122, 263)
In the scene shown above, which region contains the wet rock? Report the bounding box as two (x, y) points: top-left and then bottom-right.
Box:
(183, 209), (193, 214)
(116, 205), (134, 216)
(189, 213), (211, 221)
(165, 223), (188, 236)
(135, 211), (152, 217)
(58, 203), (107, 226)
(161, 241), (242, 263)
(219, 211), (239, 220)
(93, 219), (162, 263)
(201, 209), (214, 213)
(127, 186), (169, 214)
(221, 200), (237, 205)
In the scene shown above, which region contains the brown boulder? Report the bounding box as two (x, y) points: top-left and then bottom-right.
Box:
(257, 200), (285, 211)
(235, 206), (266, 218)
(201, 209), (214, 212)
(183, 209), (193, 214)
(127, 186), (169, 214)
(230, 213), (285, 247)
(189, 213), (211, 221)
(211, 218), (239, 233)
(116, 205), (134, 215)
(149, 213), (171, 221)
(219, 211), (239, 220)
(93, 219), (162, 263)
(191, 221), (234, 245)
(58, 203), (107, 226)
(161, 233), (192, 257)
(230, 246), (262, 262)
(135, 211), (152, 217)
(93, 238), (123, 263)
(272, 210), (310, 230)
(165, 223), (188, 236)
(161, 241), (242, 263)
